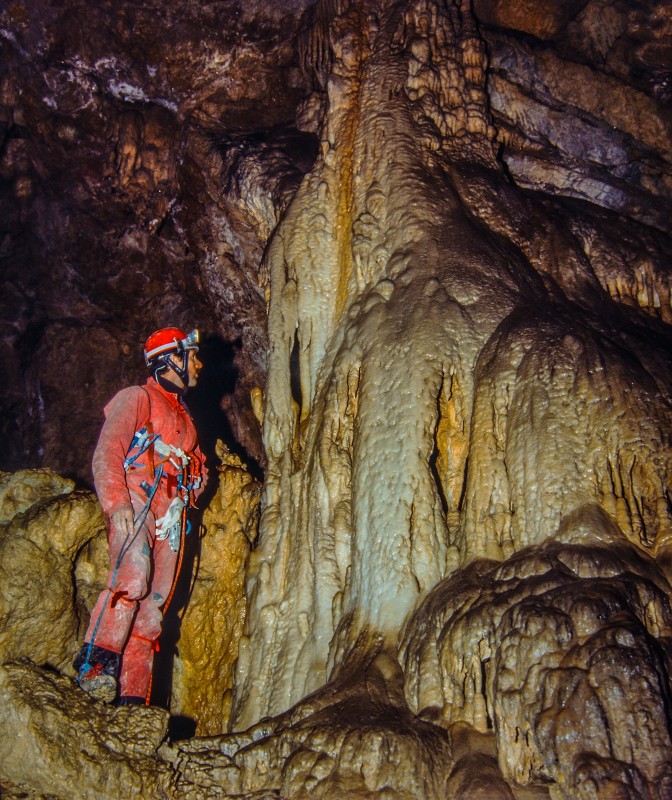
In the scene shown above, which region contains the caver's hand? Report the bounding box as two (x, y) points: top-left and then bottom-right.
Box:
(111, 504), (134, 537)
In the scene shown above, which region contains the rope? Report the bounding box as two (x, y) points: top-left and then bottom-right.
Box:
(79, 465), (164, 676)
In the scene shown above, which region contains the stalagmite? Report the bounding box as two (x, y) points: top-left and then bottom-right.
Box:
(171, 445), (260, 735)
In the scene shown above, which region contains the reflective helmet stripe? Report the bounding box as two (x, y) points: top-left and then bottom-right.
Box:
(145, 339), (180, 363)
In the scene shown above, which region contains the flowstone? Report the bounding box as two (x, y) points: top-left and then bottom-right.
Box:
(402, 505), (672, 798)
(0, 661), (172, 800)
(227, 0), (672, 796)
(231, 0), (672, 735)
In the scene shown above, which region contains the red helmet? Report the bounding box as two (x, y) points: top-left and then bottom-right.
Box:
(144, 327), (199, 366)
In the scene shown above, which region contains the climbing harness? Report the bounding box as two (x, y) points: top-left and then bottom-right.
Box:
(123, 426), (158, 471)
(123, 419), (201, 552)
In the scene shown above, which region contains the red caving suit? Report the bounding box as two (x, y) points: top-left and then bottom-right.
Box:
(85, 377), (207, 701)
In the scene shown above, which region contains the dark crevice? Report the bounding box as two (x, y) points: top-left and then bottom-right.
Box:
(481, 657), (493, 729)
(429, 442), (449, 518)
(457, 457), (469, 513)
(290, 327), (303, 413)
(430, 381), (449, 517)
(187, 334), (264, 484)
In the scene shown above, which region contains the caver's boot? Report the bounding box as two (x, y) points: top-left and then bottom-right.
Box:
(73, 644), (121, 703)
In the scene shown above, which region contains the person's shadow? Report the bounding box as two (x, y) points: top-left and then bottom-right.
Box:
(150, 334), (252, 734)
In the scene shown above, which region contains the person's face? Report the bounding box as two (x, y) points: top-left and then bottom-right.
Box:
(166, 349), (202, 389)
(186, 349), (202, 388)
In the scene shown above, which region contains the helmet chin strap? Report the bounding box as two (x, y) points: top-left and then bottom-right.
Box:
(153, 352), (189, 395)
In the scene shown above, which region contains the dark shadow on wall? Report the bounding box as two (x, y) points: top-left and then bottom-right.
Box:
(186, 333), (263, 484)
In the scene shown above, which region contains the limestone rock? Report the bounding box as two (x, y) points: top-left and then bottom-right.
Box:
(0, 0), (317, 483)
(0, 661), (172, 799)
(487, 37), (672, 232)
(401, 507), (672, 799)
(0, 469), (105, 672)
(0, 469), (75, 524)
(1, 0), (671, 797)
(167, 650), (454, 799)
(171, 444), (260, 735)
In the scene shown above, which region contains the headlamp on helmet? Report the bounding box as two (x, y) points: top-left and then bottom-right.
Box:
(182, 329), (199, 352)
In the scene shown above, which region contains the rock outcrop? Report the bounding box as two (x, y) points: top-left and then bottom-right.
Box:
(0, 469), (105, 672)
(0, 462), (259, 796)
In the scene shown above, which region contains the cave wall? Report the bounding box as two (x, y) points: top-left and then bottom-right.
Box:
(0, 0), (318, 482)
(2, 0), (669, 481)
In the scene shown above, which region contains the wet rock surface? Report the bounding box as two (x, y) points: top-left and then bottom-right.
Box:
(0, 661), (173, 800)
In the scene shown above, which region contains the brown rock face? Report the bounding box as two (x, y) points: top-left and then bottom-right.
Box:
(0, 0), (318, 483)
(1, 0), (671, 798)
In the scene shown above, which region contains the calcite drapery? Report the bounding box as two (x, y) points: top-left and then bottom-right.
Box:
(232, 0), (672, 737)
